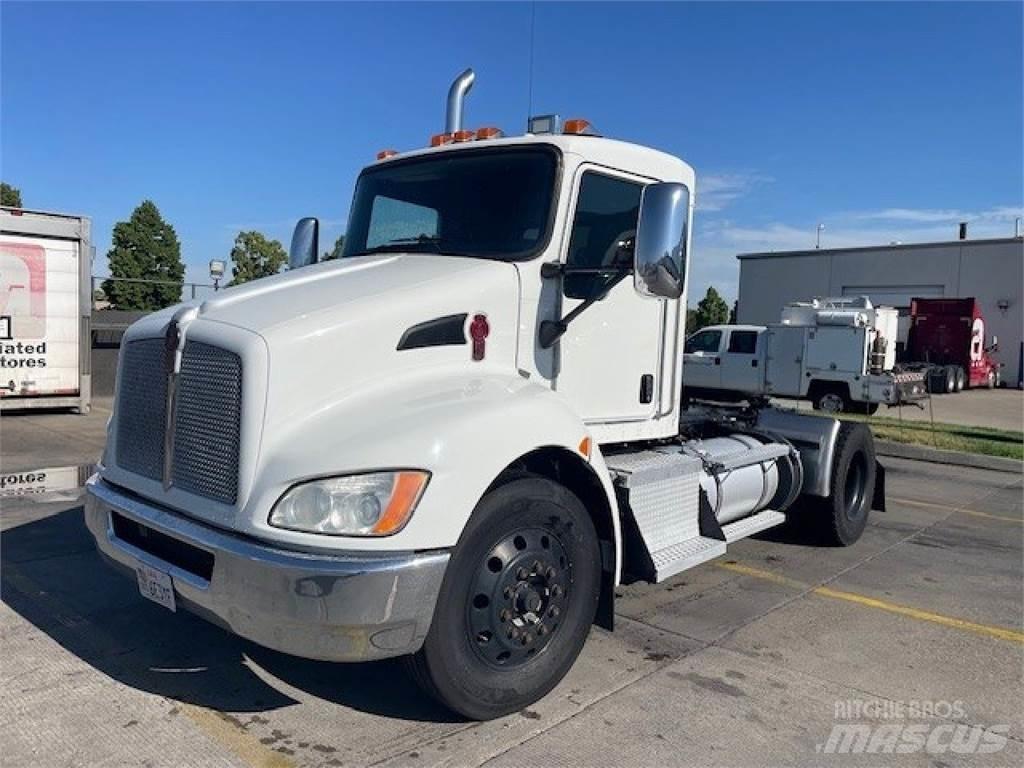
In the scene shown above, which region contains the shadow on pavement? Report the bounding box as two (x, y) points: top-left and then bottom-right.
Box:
(1, 505), (459, 723)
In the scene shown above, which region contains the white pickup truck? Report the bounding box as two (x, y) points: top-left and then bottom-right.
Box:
(684, 297), (927, 414)
(85, 69), (886, 720)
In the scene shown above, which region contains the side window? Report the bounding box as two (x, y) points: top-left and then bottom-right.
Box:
(727, 330), (758, 354)
(684, 330), (722, 354)
(366, 197), (439, 248)
(564, 172), (643, 300)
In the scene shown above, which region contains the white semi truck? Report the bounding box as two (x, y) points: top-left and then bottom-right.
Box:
(0, 208), (93, 413)
(85, 69), (885, 720)
(684, 297), (928, 414)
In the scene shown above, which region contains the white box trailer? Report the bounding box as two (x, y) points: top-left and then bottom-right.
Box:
(0, 208), (92, 413)
(684, 297), (926, 414)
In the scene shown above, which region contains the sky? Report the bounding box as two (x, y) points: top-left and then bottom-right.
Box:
(2, 1), (1022, 303)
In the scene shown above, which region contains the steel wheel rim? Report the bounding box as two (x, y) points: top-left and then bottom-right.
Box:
(465, 527), (571, 669)
(820, 393), (844, 413)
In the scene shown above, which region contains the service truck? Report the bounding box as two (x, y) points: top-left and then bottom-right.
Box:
(85, 69), (885, 720)
(683, 296), (928, 414)
(0, 208), (92, 413)
(897, 297), (1001, 392)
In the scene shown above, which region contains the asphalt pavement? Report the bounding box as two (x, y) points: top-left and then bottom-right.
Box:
(1, 408), (1022, 767)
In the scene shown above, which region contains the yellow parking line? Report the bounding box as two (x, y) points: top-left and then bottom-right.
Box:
(180, 703), (295, 768)
(715, 561), (1024, 645)
(890, 496), (1022, 524)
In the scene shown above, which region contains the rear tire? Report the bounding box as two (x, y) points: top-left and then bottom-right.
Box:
(943, 366), (956, 393)
(953, 366), (966, 392)
(813, 386), (850, 414)
(808, 422), (876, 546)
(408, 477), (600, 720)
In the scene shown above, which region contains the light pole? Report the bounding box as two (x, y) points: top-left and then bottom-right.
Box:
(209, 259), (225, 292)
(815, 223), (825, 250)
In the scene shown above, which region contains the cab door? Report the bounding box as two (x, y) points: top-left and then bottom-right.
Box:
(682, 328), (724, 390)
(720, 329), (764, 393)
(553, 167), (665, 423)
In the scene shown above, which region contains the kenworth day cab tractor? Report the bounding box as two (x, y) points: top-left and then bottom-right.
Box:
(86, 69), (885, 720)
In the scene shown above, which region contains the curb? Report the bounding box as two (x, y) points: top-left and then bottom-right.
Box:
(875, 440), (1023, 474)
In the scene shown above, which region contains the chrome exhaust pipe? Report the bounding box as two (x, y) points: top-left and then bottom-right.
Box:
(445, 68), (475, 134)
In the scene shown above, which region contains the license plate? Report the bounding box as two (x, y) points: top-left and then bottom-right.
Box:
(135, 563), (176, 612)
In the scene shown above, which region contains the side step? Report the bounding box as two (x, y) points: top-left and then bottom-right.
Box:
(721, 509), (787, 543)
(650, 536), (727, 581)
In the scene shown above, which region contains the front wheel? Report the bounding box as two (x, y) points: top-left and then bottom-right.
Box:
(408, 476), (601, 720)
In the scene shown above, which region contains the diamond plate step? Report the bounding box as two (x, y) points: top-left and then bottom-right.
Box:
(721, 509), (787, 543)
(650, 536), (727, 581)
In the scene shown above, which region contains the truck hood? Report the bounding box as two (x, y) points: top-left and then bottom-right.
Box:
(197, 252), (522, 442)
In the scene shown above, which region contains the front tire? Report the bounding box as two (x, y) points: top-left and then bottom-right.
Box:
(409, 477), (601, 720)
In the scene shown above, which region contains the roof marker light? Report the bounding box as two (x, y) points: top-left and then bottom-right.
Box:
(451, 129), (475, 143)
(476, 126), (504, 140)
(563, 118), (596, 136)
(430, 133), (454, 147)
(376, 149), (398, 160)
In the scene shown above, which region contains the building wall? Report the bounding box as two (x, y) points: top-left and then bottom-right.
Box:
(736, 239), (1024, 386)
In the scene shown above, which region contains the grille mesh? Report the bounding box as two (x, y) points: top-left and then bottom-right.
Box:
(171, 341), (243, 505)
(115, 340), (167, 481)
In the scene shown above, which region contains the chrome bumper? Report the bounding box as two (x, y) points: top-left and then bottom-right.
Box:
(84, 476), (449, 662)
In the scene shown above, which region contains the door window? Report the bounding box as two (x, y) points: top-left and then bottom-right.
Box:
(564, 172), (643, 300)
(727, 330), (758, 354)
(684, 329), (722, 354)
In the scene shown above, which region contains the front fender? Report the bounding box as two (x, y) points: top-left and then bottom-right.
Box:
(240, 368), (621, 565)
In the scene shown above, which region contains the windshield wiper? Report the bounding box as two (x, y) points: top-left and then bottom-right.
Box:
(347, 235), (450, 258)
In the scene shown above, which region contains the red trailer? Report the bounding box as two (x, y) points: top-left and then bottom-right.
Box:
(899, 298), (1001, 392)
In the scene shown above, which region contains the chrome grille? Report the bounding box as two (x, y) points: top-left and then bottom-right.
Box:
(171, 342), (243, 505)
(115, 339), (167, 481)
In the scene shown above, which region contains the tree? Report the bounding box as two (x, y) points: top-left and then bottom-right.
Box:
(693, 286), (730, 331)
(102, 200), (184, 310)
(322, 234), (345, 261)
(1, 182), (22, 207)
(685, 308), (698, 335)
(229, 230), (287, 285)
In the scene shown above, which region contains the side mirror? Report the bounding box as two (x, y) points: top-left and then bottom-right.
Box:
(633, 182), (689, 299)
(289, 217), (320, 270)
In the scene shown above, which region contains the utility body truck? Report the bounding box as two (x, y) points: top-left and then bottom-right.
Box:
(0, 208), (92, 413)
(86, 69), (885, 720)
(897, 297), (1001, 393)
(684, 296), (927, 414)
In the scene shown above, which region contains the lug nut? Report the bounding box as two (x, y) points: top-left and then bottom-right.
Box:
(510, 627), (520, 640)
(537, 625), (548, 636)
(552, 585), (563, 597)
(500, 609), (511, 622)
(545, 567), (556, 580)
(522, 634), (532, 645)
(532, 560), (543, 573)
(548, 606), (560, 618)
(503, 586), (514, 599)
(507, 627), (515, 639)
(516, 567), (529, 580)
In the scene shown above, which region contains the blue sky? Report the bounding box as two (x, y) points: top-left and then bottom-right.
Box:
(3, 1), (1022, 302)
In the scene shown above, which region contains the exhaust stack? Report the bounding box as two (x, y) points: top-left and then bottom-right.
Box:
(445, 68), (475, 134)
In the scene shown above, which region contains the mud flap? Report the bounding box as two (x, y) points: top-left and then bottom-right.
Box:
(872, 460), (887, 512)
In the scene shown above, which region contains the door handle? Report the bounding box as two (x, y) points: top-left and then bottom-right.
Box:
(751, 359), (758, 367)
(714, 357), (721, 365)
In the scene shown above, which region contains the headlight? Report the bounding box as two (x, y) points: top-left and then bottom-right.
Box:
(269, 471), (429, 536)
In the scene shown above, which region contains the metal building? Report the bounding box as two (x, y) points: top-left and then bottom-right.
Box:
(736, 236), (1024, 387)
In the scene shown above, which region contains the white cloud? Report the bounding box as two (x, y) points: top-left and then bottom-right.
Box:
(696, 172), (773, 212)
(853, 206), (1024, 225)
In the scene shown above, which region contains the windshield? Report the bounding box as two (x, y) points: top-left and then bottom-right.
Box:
(342, 146), (559, 261)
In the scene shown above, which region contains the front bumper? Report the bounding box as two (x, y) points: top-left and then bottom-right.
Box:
(84, 475), (450, 662)
(891, 372), (929, 405)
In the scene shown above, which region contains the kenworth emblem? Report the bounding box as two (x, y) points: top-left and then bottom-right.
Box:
(161, 307), (199, 488)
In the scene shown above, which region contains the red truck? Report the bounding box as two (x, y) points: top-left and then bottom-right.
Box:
(898, 297), (1001, 392)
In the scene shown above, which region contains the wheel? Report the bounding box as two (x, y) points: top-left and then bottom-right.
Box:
(408, 476), (601, 720)
(814, 389), (849, 414)
(943, 366), (956, 393)
(954, 366), (966, 392)
(986, 369), (996, 389)
(814, 422), (876, 546)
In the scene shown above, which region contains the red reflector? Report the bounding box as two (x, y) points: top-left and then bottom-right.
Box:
(469, 314), (490, 361)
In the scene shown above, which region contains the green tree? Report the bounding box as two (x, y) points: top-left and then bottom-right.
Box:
(693, 286), (730, 331)
(229, 230), (287, 285)
(322, 234), (345, 261)
(1, 182), (22, 207)
(102, 200), (184, 310)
